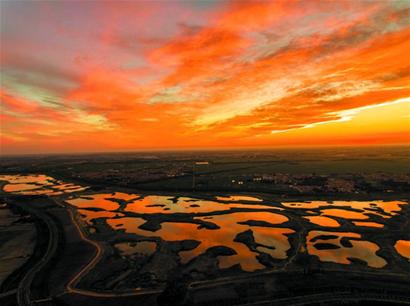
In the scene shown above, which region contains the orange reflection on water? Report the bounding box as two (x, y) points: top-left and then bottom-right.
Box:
(66, 192), (139, 211)
(0, 174), (87, 195)
(282, 200), (407, 219)
(52, 183), (85, 192)
(18, 189), (64, 196)
(107, 211), (291, 271)
(252, 227), (295, 259)
(0, 174), (54, 185)
(125, 195), (278, 214)
(107, 217), (146, 232)
(216, 196), (263, 202)
(306, 230), (386, 268)
(352, 221), (384, 228)
(322, 208), (369, 220)
(395, 240), (410, 261)
(304, 216), (340, 227)
(78, 209), (124, 224)
(3, 183), (42, 192)
(124, 196), (174, 213)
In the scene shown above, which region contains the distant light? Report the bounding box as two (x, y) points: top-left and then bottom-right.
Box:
(195, 161), (209, 165)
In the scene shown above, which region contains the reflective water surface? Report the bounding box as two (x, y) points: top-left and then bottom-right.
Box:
(304, 216), (340, 227)
(216, 195), (263, 202)
(67, 192), (139, 211)
(306, 230), (387, 268)
(61, 192), (410, 271)
(4, 183), (42, 192)
(395, 240), (410, 260)
(321, 208), (369, 220)
(108, 211), (292, 271)
(78, 209), (124, 224)
(0, 174), (87, 195)
(282, 200), (406, 219)
(352, 221), (384, 228)
(0, 175), (407, 275)
(124, 196), (278, 214)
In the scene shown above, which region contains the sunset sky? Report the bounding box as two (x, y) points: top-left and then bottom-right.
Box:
(1, 0), (409, 154)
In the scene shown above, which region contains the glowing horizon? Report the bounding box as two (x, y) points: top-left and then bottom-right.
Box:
(1, 0), (409, 154)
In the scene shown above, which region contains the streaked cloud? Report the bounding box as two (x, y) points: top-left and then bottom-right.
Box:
(0, 0), (409, 153)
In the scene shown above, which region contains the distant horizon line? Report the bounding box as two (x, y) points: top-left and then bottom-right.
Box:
(1, 143), (409, 157)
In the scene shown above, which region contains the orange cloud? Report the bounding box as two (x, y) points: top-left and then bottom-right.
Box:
(1, 1), (409, 154)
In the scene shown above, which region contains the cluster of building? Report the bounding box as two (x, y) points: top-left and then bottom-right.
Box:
(228, 172), (410, 194)
(74, 165), (192, 185)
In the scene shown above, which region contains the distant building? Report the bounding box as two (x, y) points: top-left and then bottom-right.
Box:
(326, 178), (355, 193)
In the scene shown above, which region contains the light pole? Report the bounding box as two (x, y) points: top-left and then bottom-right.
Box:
(192, 163), (196, 190)
(193, 161), (209, 190)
